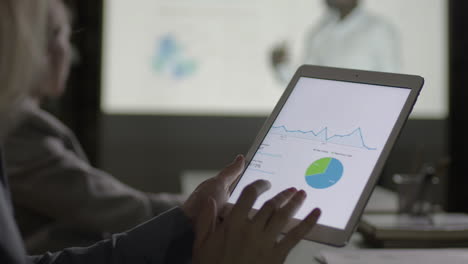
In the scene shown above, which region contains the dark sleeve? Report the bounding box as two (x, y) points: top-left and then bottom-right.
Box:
(6, 132), (160, 234)
(29, 208), (194, 264)
(0, 150), (30, 264)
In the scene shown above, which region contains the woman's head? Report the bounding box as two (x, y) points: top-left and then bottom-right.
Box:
(0, 0), (49, 139)
(36, 0), (72, 99)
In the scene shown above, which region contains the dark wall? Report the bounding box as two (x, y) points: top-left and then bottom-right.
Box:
(447, 0), (468, 212)
(99, 117), (448, 195)
(99, 115), (266, 192)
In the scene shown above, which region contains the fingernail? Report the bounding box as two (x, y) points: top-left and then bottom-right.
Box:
(298, 190), (307, 198)
(312, 208), (321, 218)
(235, 155), (243, 162)
(288, 187), (297, 193)
(306, 208), (321, 224)
(259, 179), (271, 188)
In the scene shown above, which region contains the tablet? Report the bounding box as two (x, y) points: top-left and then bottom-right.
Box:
(227, 65), (423, 247)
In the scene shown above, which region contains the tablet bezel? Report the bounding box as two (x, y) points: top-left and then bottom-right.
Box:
(226, 65), (424, 247)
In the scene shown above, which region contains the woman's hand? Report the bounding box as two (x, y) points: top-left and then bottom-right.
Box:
(181, 155), (245, 239)
(193, 180), (321, 264)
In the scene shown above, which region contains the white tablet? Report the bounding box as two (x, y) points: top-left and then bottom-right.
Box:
(227, 65), (423, 247)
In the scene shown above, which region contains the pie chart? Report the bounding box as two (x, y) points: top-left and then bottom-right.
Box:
(305, 157), (344, 189)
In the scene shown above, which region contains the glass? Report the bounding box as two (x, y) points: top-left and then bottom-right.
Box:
(393, 164), (440, 216)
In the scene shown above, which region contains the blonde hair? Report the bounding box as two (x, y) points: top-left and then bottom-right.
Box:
(0, 0), (49, 138)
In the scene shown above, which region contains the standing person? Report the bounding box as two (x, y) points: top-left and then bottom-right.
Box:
(4, 0), (182, 254)
(271, 0), (400, 83)
(0, 0), (321, 263)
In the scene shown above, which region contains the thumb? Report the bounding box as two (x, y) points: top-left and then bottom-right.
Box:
(217, 155), (245, 190)
(193, 197), (217, 251)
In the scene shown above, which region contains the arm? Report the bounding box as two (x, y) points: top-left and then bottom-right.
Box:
(271, 17), (329, 84)
(270, 43), (294, 84)
(0, 152), (243, 264)
(5, 132), (160, 234)
(27, 154), (247, 264)
(29, 207), (193, 264)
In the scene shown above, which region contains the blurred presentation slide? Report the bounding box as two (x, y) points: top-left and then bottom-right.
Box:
(102, 0), (447, 118)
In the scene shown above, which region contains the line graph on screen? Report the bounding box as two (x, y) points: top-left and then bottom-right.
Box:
(270, 125), (377, 150)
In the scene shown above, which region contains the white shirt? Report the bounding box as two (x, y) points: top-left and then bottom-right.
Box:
(276, 7), (400, 82)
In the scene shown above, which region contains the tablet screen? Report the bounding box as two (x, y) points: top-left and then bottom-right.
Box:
(228, 77), (411, 230)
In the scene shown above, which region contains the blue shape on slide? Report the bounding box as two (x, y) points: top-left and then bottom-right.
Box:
(152, 34), (198, 80)
(306, 159), (344, 189)
(153, 35), (178, 71)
